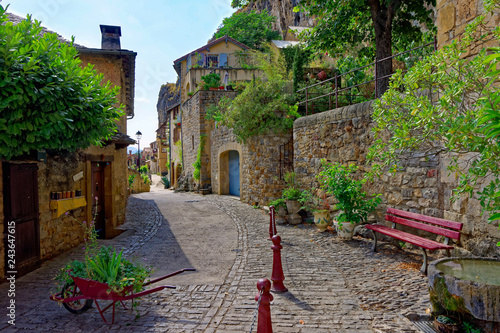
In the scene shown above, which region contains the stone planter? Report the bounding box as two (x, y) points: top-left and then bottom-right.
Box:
(333, 221), (358, 240)
(313, 210), (331, 232)
(276, 205), (287, 225)
(286, 200), (302, 225)
(428, 257), (500, 332)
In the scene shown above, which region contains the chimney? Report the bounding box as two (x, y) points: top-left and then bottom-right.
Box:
(100, 25), (121, 50)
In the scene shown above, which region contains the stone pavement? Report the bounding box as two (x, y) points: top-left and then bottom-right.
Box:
(0, 191), (433, 332)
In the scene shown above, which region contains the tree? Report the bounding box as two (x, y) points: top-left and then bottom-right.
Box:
(367, 2), (500, 235)
(0, 6), (122, 160)
(213, 10), (281, 51)
(294, 0), (435, 96)
(206, 49), (299, 143)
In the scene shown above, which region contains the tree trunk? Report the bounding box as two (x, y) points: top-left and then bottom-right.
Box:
(369, 0), (398, 98)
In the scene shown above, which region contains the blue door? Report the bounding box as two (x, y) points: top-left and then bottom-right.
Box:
(228, 151), (240, 196)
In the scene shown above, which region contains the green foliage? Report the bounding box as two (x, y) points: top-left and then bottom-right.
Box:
(280, 45), (297, 75)
(435, 315), (457, 325)
(282, 172), (303, 201)
(317, 161), (381, 224)
(139, 165), (149, 174)
(368, 5), (500, 235)
(269, 197), (287, 210)
(213, 10), (281, 51)
(292, 46), (312, 92)
(161, 176), (170, 188)
(211, 49), (299, 143)
(294, 0), (435, 58)
(54, 208), (153, 311)
(201, 73), (221, 90)
(463, 321), (482, 333)
(192, 135), (206, 181)
(0, 7), (123, 160)
(174, 140), (183, 166)
(128, 174), (136, 188)
(230, 0), (249, 8)
(300, 189), (331, 212)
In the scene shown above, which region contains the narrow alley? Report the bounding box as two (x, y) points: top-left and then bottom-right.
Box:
(0, 183), (431, 332)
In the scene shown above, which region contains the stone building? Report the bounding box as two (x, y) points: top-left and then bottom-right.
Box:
(0, 15), (136, 279)
(156, 82), (182, 187)
(173, 35), (261, 103)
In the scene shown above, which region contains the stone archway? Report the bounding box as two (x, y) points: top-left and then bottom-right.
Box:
(217, 142), (243, 196)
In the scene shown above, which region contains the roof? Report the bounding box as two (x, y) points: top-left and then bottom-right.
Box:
(173, 35), (251, 65)
(6, 12), (87, 48)
(271, 40), (302, 49)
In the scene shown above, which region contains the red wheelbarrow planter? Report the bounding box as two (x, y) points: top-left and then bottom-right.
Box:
(50, 268), (195, 324)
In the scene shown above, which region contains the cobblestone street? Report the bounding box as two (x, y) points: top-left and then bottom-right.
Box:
(0, 189), (433, 332)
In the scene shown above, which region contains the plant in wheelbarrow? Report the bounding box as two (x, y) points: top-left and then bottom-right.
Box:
(51, 208), (195, 324)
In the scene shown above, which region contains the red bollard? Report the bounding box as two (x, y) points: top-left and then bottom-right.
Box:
(268, 206), (277, 239)
(255, 278), (273, 333)
(271, 235), (288, 292)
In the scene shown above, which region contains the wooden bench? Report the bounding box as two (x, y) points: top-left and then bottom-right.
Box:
(365, 207), (463, 274)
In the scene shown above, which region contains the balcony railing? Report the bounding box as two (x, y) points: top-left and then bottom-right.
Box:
(297, 39), (437, 116)
(187, 52), (259, 72)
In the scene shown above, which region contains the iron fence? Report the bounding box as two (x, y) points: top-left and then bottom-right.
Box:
(297, 39), (437, 116)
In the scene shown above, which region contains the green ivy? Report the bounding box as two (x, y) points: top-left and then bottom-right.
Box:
(0, 7), (123, 160)
(193, 135), (206, 181)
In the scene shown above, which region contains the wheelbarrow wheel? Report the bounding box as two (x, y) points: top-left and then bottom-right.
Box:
(61, 282), (93, 314)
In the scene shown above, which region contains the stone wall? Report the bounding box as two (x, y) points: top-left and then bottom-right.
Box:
(39, 152), (86, 261)
(211, 123), (292, 206)
(294, 101), (500, 257)
(436, 0), (499, 54)
(128, 168), (151, 193)
(181, 90), (238, 189)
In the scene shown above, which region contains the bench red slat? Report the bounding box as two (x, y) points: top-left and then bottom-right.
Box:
(365, 224), (454, 251)
(387, 207), (463, 231)
(385, 214), (461, 240)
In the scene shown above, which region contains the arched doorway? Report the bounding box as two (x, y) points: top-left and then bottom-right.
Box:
(228, 150), (240, 196)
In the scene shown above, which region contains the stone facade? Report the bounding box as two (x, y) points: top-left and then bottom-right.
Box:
(294, 101), (500, 257)
(210, 125), (292, 206)
(128, 168), (151, 193)
(436, 0), (499, 55)
(181, 90), (238, 189)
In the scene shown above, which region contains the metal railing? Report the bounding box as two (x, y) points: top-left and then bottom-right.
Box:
(297, 39), (437, 116)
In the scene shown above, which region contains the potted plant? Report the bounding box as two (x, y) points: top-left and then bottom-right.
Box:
(317, 160), (381, 239)
(302, 189), (333, 232)
(201, 73), (221, 90)
(226, 81), (234, 91)
(269, 198), (288, 225)
(282, 172), (304, 225)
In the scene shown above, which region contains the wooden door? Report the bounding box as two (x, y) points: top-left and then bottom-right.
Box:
(91, 163), (105, 239)
(228, 151), (240, 196)
(3, 163), (40, 276)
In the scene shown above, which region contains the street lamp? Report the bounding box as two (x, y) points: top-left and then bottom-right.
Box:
(136, 130), (142, 168)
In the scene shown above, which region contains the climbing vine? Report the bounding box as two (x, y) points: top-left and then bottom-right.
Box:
(192, 135), (206, 181)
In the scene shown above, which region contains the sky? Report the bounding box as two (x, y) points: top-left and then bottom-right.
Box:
(4, 0), (235, 148)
